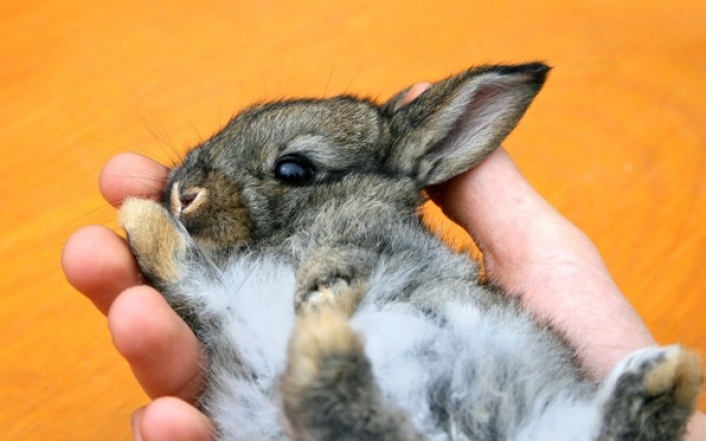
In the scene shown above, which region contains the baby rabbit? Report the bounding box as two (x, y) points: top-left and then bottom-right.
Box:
(120, 63), (701, 440)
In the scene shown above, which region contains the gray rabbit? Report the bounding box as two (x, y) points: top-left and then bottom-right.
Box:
(120, 63), (701, 440)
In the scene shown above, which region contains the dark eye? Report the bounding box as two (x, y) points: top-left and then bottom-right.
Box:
(274, 156), (316, 184)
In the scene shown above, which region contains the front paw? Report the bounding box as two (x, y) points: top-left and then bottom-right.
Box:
(119, 198), (187, 285)
(294, 277), (365, 317)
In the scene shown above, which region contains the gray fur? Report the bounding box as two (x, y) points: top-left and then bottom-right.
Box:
(119, 63), (701, 440)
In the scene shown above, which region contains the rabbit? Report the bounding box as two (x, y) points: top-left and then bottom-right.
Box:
(119, 62), (701, 440)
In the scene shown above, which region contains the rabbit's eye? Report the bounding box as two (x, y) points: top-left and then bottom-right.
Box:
(274, 156), (316, 184)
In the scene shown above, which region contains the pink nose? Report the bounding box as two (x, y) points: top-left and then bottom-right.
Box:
(179, 192), (197, 211)
(170, 182), (207, 215)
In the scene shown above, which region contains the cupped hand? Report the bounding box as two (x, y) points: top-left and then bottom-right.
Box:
(62, 153), (214, 440)
(62, 86), (704, 440)
(429, 148), (656, 378)
(429, 147), (705, 439)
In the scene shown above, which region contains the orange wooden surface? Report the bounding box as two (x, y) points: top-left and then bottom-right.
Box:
(2, 1), (705, 439)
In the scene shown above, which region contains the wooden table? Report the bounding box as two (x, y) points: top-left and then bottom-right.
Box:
(2, 1), (704, 438)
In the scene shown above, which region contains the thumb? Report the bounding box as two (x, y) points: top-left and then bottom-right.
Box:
(428, 147), (655, 378)
(428, 147), (594, 287)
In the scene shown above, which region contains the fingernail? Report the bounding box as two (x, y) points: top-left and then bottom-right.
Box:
(131, 407), (145, 441)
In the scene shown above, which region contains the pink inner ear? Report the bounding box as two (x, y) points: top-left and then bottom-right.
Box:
(436, 74), (536, 164)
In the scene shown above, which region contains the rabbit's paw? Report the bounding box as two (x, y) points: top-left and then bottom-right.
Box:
(281, 308), (366, 429)
(281, 309), (421, 440)
(294, 247), (370, 315)
(282, 308), (363, 397)
(618, 346), (701, 405)
(295, 277), (365, 316)
(119, 198), (186, 284)
(596, 346), (701, 441)
(644, 347), (701, 406)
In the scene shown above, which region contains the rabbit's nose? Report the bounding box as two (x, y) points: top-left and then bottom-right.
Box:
(179, 192), (197, 210)
(170, 182), (208, 216)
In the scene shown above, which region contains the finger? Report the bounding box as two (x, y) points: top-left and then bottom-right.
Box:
(109, 286), (205, 402)
(400, 82), (432, 105)
(134, 398), (214, 441)
(429, 148), (593, 282)
(62, 225), (141, 315)
(401, 84), (653, 374)
(686, 413), (706, 441)
(100, 152), (169, 207)
(429, 148), (656, 377)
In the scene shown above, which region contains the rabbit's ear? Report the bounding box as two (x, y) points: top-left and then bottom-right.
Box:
(383, 63), (549, 185)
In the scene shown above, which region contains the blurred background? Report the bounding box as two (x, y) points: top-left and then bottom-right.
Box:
(2, 1), (705, 438)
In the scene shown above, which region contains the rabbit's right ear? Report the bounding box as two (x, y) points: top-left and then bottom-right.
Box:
(383, 63), (549, 186)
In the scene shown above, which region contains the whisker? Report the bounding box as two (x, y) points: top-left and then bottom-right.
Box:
(44, 217), (123, 263)
(105, 172), (168, 183)
(140, 119), (179, 164)
(323, 54), (339, 98)
(103, 171), (169, 184)
(88, 134), (154, 158)
(343, 56), (373, 95)
(133, 96), (183, 164)
(99, 172), (168, 197)
(58, 204), (117, 229)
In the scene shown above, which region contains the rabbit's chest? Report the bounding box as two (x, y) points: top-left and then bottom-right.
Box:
(197, 257), (577, 440)
(204, 257), (299, 374)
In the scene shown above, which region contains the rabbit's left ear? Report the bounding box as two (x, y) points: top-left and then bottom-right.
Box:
(383, 63), (549, 185)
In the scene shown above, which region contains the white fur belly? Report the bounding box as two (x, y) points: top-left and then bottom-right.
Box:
(350, 295), (596, 439)
(191, 257), (594, 440)
(196, 257), (298, 440)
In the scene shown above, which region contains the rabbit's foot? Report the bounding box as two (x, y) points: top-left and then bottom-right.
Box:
(295, 277), (365, 317)
(294, 246), (371, 315)
(281, 307), (363, 401)
(281, 308), (420, 441)
(119, 198), (186, 284)
(596, 346), (701, 441)
(642, 347), (701, 405)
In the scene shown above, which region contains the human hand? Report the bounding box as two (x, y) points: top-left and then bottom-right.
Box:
(62, 85), (703, 440)
(62, 153), (214, 440)
(416, 82), (703, 438)
(430, 146), (657, 377)
(428, 146), (706, 439)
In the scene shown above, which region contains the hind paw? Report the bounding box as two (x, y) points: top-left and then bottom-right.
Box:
(596, 346), (701, 440)
(614, 346), (701, 406)
(637, 346), (702, 406)
(280, 309), (420, 440)
(282, 308), (364, 391)
(280, 307), (370, 424)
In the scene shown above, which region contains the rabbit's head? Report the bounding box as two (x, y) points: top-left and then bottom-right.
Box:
(162, 63), (549, 249)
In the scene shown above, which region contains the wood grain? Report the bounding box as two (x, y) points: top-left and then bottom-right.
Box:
(1, 1), (704, 438)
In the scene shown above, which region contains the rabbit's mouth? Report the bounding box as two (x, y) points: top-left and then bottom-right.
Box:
(165, 179), (253, 251)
